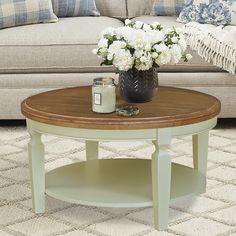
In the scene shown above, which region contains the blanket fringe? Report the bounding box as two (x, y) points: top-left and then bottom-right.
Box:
(184, 23), (236, 76)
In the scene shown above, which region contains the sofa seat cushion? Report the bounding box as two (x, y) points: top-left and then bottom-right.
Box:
(133, 16), (222, 72)
(0, 17), (123, 74)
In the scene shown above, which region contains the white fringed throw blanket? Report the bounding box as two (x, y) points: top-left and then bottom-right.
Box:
(184, 22), (236, 76)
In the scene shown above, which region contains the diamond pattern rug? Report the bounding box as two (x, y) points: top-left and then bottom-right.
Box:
(0, 124), (236, 236)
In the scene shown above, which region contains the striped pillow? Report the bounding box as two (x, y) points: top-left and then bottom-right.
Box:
(0, 0), (58, 30)
(151, 0), (185, 16)
(52, 0), (100, 17)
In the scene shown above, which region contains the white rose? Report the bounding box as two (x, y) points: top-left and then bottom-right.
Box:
(145, 44), (151, 51)
(93, 47), (107, 59)
(176, 27), (184, 34)
(99, 47), (108, 58)
(146, 30), (164, 45)
(178, 37), (187, 51)
(186, 53), (192, 60)
(172, 37), (178, 43)
(140, 56), (146, 63)
(170, 44), (182, 64)
(134, 49), (143, 58)
(108, 41), (127, 56)
(98, 38), (108, 48)
(134, 21), (143, 29)
(100, 27), (115, 38)
(125, 19), (132, 25)
(151, 22), (160, 29)
(129, 32), (145, 49)
(113, 49), (134, 71)
(135, 53), (153, 71)
(154, 44), (171, 65)
(107, 53), (113, 61)
(143, 24), (152, 32)
(117, 27), (136, 42)
(92, 48), (98, 55)
(152, 52), (158, 59)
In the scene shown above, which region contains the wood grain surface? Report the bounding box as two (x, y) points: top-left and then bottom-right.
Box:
(21, 86), (221, 129)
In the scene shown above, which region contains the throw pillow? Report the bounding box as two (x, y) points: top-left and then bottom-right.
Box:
(52, 0), (100, 17)
(178, 0), (236, 25)
(0, 0), (58, 30)
(151, 0), (185, 16)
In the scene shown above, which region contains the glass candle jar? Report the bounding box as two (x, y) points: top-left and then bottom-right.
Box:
(92, 78), (116, 113)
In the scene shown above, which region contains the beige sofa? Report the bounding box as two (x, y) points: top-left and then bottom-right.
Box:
(0, 0), (235, 119)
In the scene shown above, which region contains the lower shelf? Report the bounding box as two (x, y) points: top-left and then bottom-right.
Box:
(45, 159), (205, 208)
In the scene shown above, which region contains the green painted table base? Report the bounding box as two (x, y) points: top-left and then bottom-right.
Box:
(27, 118), (216, 230)
(46, 160), (205, 207)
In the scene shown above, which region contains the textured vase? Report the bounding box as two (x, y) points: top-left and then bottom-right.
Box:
(119, 68), (158, 103)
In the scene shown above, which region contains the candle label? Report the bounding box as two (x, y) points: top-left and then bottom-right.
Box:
(94, 93), (101, 105)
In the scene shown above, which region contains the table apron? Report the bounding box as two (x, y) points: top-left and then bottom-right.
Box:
(26, 118), (217, 141)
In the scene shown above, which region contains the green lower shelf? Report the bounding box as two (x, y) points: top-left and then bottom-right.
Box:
(45, 159), (205, 208)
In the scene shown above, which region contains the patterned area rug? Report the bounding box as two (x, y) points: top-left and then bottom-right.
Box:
(0, 124), (236, 236)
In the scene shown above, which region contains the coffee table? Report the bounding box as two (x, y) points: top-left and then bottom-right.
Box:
(21, 86), (220, 230)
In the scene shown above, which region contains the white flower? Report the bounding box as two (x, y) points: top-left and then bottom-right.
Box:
(128, 31), (146, 49)
(100, 27), (115, 38)
(151, 22), (161, 29)
(152, 52), (158, 59)
(186, 53), (192, 60)
(170, 44), (182, 64)
(108, 41), (127, 56)
(115, 26), (135, 40)
(135, 53), (153, 71)
(146, 30), (164, 44)
(154, 44), (171, 65)
(134, 49), (144, 58)
(140, 56), (146, 63)
(93, 20), (189, 71)
(145, 44), (151, 51)
(176, 27), (184, 34)
(98, 38), (108, 48)
(113, 49), (134, 71)
(107, 53), (113, 61)
(98, 47), (108, 58)
(125, 19), (132, 25)
(178, 37), (187, 51)
(143, 24), (152, 32)
(92, 48), (98, 55)
(172, 37), (178, 43)
(134, 21), (143, 29)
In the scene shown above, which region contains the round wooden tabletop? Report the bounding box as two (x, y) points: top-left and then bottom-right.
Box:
(21, 86), (221, 130)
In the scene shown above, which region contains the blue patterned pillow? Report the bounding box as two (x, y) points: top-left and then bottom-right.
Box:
(52, 0), (100, 17)
(0, 0), (58, 30)
(178, 0), (236, 25)
(151, 0), (185, 16)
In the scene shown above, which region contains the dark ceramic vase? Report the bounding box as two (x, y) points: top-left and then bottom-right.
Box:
(119, 67), (158, 103)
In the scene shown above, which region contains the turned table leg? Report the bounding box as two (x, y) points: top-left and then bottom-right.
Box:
(28, 129), (45, 213)
(152, 128), (172, 230)
(192, 131), (209, 193)
(86, 141), (99, 160)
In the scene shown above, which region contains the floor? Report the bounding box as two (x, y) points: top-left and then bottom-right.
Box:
(0, 119), (236, 236)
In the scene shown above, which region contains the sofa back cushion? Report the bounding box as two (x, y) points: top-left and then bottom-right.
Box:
(151, 0), (185, 16)
(178, 0), (236, 25)
(127, 0), (154, 18)
(52, 0), (100, 17)
(0, 0), (58, 30)
(96, 0), (127, 18)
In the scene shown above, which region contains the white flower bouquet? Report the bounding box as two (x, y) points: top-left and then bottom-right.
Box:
(93, 19), (192, 72)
